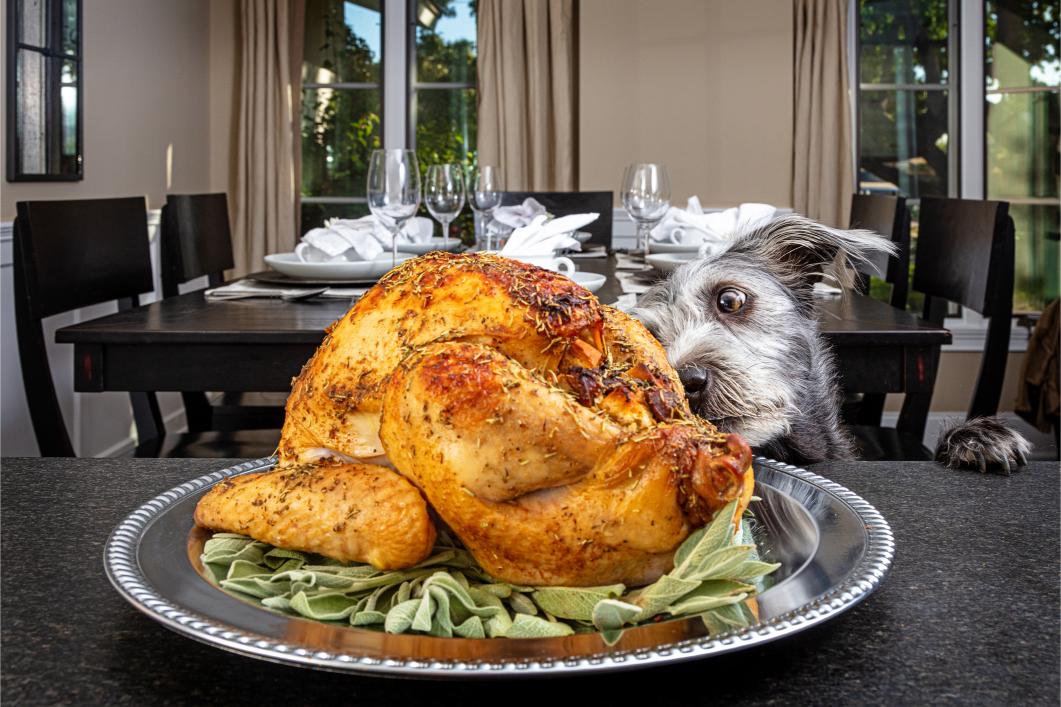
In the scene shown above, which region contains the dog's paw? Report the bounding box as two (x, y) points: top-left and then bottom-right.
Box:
(933, 416), (1032, 475)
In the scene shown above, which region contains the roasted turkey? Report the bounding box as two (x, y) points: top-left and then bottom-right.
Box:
(197, 252), (754, 586)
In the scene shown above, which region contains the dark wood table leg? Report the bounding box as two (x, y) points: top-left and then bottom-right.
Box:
(896, 344), (942, 441)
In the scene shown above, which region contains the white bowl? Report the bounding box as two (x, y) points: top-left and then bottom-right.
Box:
(395, 238), (463, 255)
(264, 252), (414, 281)
(645, 252), (698, 273)
(568, 271), (606, 293)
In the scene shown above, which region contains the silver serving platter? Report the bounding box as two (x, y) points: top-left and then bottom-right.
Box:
(104, 457), (894, 678)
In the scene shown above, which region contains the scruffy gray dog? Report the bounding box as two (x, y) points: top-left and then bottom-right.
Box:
(633, 214), (1030, 471)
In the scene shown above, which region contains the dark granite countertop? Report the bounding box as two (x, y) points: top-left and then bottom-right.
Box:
(2, 457), (1058, 705)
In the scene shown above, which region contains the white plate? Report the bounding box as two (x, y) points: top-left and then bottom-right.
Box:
(568, 271), (606, 293)
(646, 252), (698, 272)
(395, 238), (464, 255)
(647, 241), (702, 254)
(264, 252), (414, 281)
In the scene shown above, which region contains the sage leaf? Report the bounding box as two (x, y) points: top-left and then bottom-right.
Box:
(665, 592), (747, 617)
(226, 559), (270, 580)
(351, 610), (387, 626)
(508, 592), (538, 616)
(672, 500), (741, 579)
(629, 574), (700, 618)
(591, 599), (643, 633)
(532, 584), (625, 621)
(504, 614), (575, 638)
(411, 593), (436, 633)
(683, 545), (758, 581)
(454, 616), (486, 639)
(289, 591), (361, 621)
(384, 599), (422, 634)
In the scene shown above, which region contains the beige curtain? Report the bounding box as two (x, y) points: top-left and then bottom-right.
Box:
(477, 0), (577, 191)
(792, 0), (853, 228)
(232, 0), (305, 276)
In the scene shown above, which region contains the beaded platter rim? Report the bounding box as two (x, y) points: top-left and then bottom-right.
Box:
(103, 456), (895, 678)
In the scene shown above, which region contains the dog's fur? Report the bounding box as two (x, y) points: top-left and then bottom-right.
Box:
(632, 214), (1030, 472)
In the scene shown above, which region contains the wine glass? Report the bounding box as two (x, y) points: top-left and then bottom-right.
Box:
(621, 163), (671, 257)
(367, 149), (421, 266)
(468, 165), (502, 250)
(425, 164), (465, 248)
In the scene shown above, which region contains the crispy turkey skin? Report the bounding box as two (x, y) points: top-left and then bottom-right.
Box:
(200, 252), (754, 586)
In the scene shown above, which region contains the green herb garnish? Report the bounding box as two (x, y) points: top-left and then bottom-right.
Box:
(200, 499), (779, 644)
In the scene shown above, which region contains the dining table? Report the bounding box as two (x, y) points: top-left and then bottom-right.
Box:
(54, 254), (952, 439)
(1, 456), (1056, 704)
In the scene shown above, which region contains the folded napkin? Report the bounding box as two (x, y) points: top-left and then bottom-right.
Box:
(205, 280), (368, 300)
(296, 216), (433, 263)
(499, 213), (598, 255)
(812, 282), (843, 297)
(650, 198), (777, 256)
(492, 197), (547, 230)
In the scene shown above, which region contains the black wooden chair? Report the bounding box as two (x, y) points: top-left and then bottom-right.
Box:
(844, 194), (911, 425)
(848, 197), (1015, 460)
(14, 197), (279, 458)
(160, 193), (286, 433)
(499, 191), (613, 248)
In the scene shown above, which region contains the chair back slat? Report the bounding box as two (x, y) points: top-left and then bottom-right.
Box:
(15, 197), (154, 318)
(849, 193), (910, 309)
(161, 193), (235, 297)
(500, 191), (614, 247)
(913, 197), (1012, 316)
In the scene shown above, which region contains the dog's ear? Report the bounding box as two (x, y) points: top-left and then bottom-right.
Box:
(728, 214), (897, 307)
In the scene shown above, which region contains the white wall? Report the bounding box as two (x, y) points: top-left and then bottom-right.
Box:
(579, 0), (795, 208)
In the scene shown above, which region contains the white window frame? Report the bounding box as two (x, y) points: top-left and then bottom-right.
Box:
(303, 0), (476, 215)
(851, 0), (1033, 353)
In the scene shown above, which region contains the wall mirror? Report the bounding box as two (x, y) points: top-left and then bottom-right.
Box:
(6, 0), (83, 181)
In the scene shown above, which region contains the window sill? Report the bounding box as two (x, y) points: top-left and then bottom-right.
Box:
(943, 312), (1030, 354)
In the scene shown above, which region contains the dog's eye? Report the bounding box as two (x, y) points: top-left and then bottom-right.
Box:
(717, 289), (746, 314)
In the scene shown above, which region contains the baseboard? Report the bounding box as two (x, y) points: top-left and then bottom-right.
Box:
(95, 391), (221, 458)
(95, 405), (190, 458)
(879, 411), (960, 449)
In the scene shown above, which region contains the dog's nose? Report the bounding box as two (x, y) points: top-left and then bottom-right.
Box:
(678, 366), (710, 397)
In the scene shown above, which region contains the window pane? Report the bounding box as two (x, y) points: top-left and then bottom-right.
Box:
(301, 88), (381, 198)
(986, 90), (1060, 200)
(985, 0), (1060, 89)
(62, 0), (78, 55)
(859, 89), (950, 197)
(300, 201), (370, 233)
(860, 0), (949, 84)
(18, 0), (47, 47)
(60, 84), (77, 169)
(415, 0), (477, 83)
(1011, 203), (1060, 312)
(415, 88), (477, 165)
(15, 49), (47, 173)
(303, 0), (382, 84)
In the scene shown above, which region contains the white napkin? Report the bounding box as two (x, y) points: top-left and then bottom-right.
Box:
(205, 280), (368, 300)
(812, 282), (843, 297)
(500, 213), (598, 255)
(492, 197), (547, 230)
(650, 198), (777, 256)
(296, 216), (433, 262)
